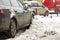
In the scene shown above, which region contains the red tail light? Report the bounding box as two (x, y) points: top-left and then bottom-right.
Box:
(0, 8), (4, 14)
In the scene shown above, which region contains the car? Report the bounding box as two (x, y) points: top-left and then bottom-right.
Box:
(23, 1), (49, 16)
(0, 0), (33, 37)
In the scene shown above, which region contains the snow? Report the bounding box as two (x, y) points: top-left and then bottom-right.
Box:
(7, 15), (60, 40)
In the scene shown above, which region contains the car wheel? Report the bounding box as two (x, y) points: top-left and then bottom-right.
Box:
(9, 19), (17, 38)
(32, 12), (35, 18)
(44, 11), (49, 16)
(32, 11), (36, 15)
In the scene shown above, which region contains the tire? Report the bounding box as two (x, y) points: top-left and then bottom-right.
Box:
(32, 11), (36, 15)
(32, 12), (35, 18)
(9, 19), (17, 38)
(44, 11), (49, 16)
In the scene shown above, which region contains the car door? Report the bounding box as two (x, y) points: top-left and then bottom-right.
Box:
(18, 2), (32, 27)
(23, 10), (32, 26)
(15, 8), (24, 28)
(10, 0), (24, 28)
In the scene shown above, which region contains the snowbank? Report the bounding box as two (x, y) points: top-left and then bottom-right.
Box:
(7, 15), (60, 40)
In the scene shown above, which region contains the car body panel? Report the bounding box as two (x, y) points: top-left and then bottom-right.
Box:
(30, 7), (47, 15)
(23, 10), (32, 26)
(0, 9), (11, 31)
(0, 0), (32, 32)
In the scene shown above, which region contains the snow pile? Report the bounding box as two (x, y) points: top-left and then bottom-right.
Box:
(7, 15), (60, 40)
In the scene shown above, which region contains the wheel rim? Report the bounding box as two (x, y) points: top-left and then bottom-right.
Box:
(10, 20), (16, 37)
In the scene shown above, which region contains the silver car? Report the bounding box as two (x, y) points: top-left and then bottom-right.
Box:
(23, 1), (49, 16)
(0, 0), (32, 37)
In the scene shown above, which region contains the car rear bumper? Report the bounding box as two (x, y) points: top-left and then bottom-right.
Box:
(0, 13), (10, 32)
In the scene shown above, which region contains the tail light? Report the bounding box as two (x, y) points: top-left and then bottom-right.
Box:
(0, 8), (4, 14)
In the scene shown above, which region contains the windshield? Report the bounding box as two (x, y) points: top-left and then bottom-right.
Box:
(0, 0), (11, 6)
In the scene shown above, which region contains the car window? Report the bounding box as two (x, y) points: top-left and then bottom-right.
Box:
(31, 2), (41, 7)
(10, 0), (20, 7)
(0, 0), (11, 6)
(23, 3), (28, 5)
(23, 3), (28, 6)
(18, 1), (23, 8)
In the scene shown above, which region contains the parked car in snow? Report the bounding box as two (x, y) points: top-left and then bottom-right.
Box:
(0, 0), (33, 37)
(23, 1), (49, 16)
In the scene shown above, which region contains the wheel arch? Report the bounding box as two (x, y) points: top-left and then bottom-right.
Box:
(11, 17), (17, 27)
(44, 10), (49, 16)
(8, 17), (17, 38)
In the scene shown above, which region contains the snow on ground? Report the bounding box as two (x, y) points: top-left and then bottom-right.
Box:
(7, 15), (60, 40)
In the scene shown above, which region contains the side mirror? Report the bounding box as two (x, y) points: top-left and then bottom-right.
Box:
(24, 4), (28, 10)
